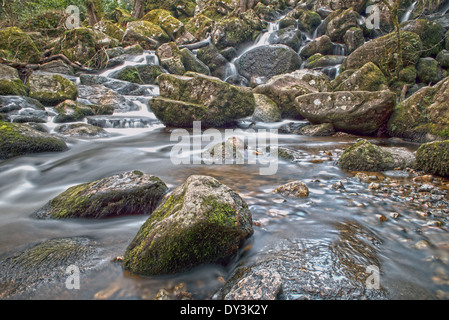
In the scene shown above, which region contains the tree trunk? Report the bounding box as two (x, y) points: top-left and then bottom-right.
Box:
(132, 0), (146, 19)
(86, 0), (103, 26)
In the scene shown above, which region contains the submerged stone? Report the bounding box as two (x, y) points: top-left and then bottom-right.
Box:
(34, 171), (168, 219)
(123, 175), (253, 276)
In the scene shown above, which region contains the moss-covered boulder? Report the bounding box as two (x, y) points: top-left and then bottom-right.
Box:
(332, 62), (388, 92)
(295, 90), (396, 135)
(0, 96), (47, 123)
(0, 64), (28, 96)
(287, 8), (321, 35)
(343, 27), (364, 54)
(196, 44), (229, 78)
(27, 74), (78, 106)
(0, 27), (41, 64)
(298, 123), (335, 136)
(156, 42), (186, 75)
(54, 123), (108, 138)
(400, 19), (444, 57)
(150, 72), (255, 127)
(341, 31), (422, 79)
(34, 170), (168, 219)
(304, 54), (345, 69)
(253, 69), (331, 119)
(142, 9), (185, 40)
(416, 57), (442, 85)
(0, 122), (67, 160)
(339, 139), (416, 172)
(387, 76), (449, 142)
(184, 14), (215, 40)
(122, 175), (253, 276)
(211, 17), (254, 50)
(93, 20), (125, 42)
(54, 27), (97, 67)
(416, 140), (449, 177)
(235, 44), (302, 81)
(325, 8), (360, 42)
(300, 35), (333, 58)
(180, 48), (210, 75)
(144, 0), (196, 20)
(122, 21), (170, 50)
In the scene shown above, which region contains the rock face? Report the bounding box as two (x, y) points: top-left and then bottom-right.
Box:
(295, 90), (396, 135)
(235, 45), (302, 81)
(341, 31), (422, 78)
(34, 171), (168, 219)
(149, 72), (255, 127)
(253, 69), (331, 119)
(27, 74), (78, 106)
(123, 175), (254, 276)
(387, 77), (449, 143)
(0, 122), (67, 159)
(339, 139), (416, 172)
(416, 140), (449, 177)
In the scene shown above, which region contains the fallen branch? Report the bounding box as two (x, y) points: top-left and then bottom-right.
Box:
(39, 54), (92, 72)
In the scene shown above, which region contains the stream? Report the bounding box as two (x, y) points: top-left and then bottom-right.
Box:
(1, 13), (449, 300)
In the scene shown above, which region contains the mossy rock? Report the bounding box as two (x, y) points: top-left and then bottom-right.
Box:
(400, 19), (444, 57)
(54, 123), (108, 138)
(122, 175), (253, 276)
(0, 27), (41, 64)
(387, 76), (449, 142)
(21, 10), (67, 38)
(289, 8), (321, 35)
(112, 66), (144, 84)
(339, 139), (395, 172)
(342, 31), (422, 79)
(184, 14), (215, 39)
(0, 65), (28, 96)
(398, 65), (417, 84)
(211, 17), (253, 50)
(123, 21), (170, 48)
(180, 48), (210, 75)
(93, 20), (125, 41)
(416, 140), (449, 177)
(252, 93), (282, 123)
(0, 122), (67, 160)
(34, 170), (168, 219)
(333, 62), (388, 92)
(325, 8), (360, 42)
(27, 74), (78, 106)
(54, 100), (112, 123)
(54, 27), (98, 67)
(142, 9), (185, 40)
(416, 57), (442, 85)
(144, 0), (196, 20)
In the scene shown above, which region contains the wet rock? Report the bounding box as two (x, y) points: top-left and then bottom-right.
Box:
(235, 45), (302, 81)
(54, 123), (108, 138)
(400, 19), (444, 57)
(34, 170), (168, 219)
(298, 123), (335, 136)
(149, 72), (255, 128)
(287, 8), (321, 34)
(123, 175), (253, 276)
(211, 17), (253, 50)
(39, 60), (75, 76)
(304, 54), (345, 69)
(295, 90), (395, 135)
(387, 76), (449, 143)
(0, 96), (47, 123)
(416, 58), (443, 85)
(300, 35), (333, 58)
(0, 122), (67, 160)
(267, 27), (302, 52)
(80, 74), (155, 95)
(26, 73), (78, 106)
(253, 69), (331, 119)
(251, 93), (282, 123)
(122, 21), (170, 50)
(87, 115), (158, 128)
(0, 64), (28, 96)
(180, 48), (210, 75)
(325, 8), (360, 42)
(339, 139), (416, 172)
(215, 222), (387, 300)
(202, 136), (246, 163)
(416, 140), (449, 178)
(0, 237), (101, 299)
(54, 100), (113, 123)
(196, 44), (229, 79)
(77, 85), (139, 113)
(343, 27), (364, 54)
(142, 9), (185, 41)
(274, 181), (309, 197)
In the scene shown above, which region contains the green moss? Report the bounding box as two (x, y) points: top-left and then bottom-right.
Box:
(0, 122), (67, 160)
(339, 139), (395, 171)
(0, 27), (41, 64)
(416, 140), (449, 177)
(27, 74), (78, 106)
(115, 66), (144, 84)
(142, 9), (185, 40)
(185, 14), (214, 39)
(0, 79), (28, 96)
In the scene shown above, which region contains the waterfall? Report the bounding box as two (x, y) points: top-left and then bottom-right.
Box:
(400, 1), (417, 23)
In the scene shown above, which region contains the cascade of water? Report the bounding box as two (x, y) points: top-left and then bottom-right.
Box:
(400, 1), (417, 23)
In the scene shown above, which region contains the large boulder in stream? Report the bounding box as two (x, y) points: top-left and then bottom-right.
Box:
(235, 45), (302, 81)
(34, 170), (168, 219)
(0, 27), (41, 64)
(27, 74), (78, 106)
(0, 122), (67, 160)
(149, 72), (255, 128)
(295, 90), (396, 135)
(416, 140), (449, 178)
(0, 64), (28, 96)
(123, 175), (253, 276)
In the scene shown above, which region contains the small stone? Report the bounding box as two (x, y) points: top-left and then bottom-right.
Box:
(274, 181), (309, 197)
(368, 182), (381, 190)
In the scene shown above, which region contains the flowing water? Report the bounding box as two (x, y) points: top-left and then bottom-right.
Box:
(1, 16), (449, 300)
